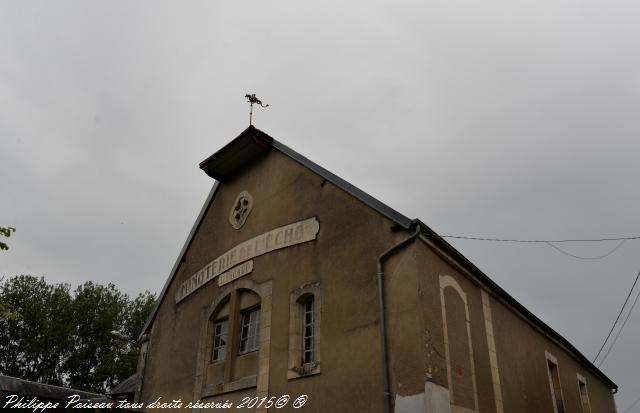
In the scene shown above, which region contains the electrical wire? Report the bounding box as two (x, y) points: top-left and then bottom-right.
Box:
(438, 234), (633, 260)
(597, 285), (640, 367)
(592, 271), (640, 363)
(623, 395), (640, 413)
(436, 232), (640, 359)
(544, 239), (626, 260)
(440, 235), (640, 243)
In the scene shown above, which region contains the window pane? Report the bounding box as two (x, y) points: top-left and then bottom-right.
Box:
(212, 319), (228, 362)
(302, 297), (315, 364)
(239, 307), (260, 353)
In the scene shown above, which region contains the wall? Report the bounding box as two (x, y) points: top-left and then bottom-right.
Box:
(407, 238), (617, 413)
(141, 149), (412, 412)
(140, 146), (616, 413)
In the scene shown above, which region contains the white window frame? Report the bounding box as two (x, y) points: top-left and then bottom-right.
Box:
(238, 306), (260, 354)
(288, 282), (321, 379)
(211, 318), (228, 362)
(301, 296), (315, 365)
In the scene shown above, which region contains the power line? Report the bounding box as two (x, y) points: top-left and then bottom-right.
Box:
(544, 239), (626, 260)
(438, 234), (634, 260)
(597, 285), (640, 367)
(623, 395), (640, 413)
(440, 235), (640, 243)
(592, 271), (640, 364)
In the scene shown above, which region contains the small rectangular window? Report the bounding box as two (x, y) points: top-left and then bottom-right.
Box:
(577, 375), (592, 413)
(546, 356), (565, 413)
(212, 319), (228, 362)
(302, 298), (314, 364)
(239, 307), (260, 354)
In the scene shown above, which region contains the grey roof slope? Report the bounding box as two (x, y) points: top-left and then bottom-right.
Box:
(108, 373), (140, 396)
(141, 125), (617, 391)
(0, 375), (105, 400)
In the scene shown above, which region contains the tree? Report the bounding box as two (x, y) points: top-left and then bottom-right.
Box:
(0, 275), (156, 393)
(124, 291), (156, 343)
(0, 275), (73, 385)
(65, 282), (130, 392)
(0, 226), (15, 251)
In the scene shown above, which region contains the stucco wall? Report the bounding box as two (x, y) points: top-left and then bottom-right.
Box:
(140, 147), (616, 413)
(412, 238), (616, 413)
(141, 149), (408, 411)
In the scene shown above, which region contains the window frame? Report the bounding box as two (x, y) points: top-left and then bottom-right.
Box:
(238, 305), (261, 355)
(545, 351), (566, 413)
(301, 296), (315, 365)
(577, 374), (592, 413)
(196, 280), (272, 400)
(211, 318), (229, 363)
(288, 282), (321, 379)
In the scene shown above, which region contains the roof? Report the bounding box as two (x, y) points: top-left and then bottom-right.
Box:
(0, 375), (105, 401)
(141, 125), (617, 390)
(108, 373), (140, 396)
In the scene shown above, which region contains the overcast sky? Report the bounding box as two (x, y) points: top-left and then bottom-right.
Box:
(1, 0), (639, 409)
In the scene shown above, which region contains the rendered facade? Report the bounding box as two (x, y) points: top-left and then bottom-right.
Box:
(134, 126), (617, 412)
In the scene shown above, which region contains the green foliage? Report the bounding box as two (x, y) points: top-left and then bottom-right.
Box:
(0, 226), (16, 251)
(0, 275), (156, 394)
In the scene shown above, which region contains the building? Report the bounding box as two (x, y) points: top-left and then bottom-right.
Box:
(0, 375), (121, 411)
(134, 126), (617, 412)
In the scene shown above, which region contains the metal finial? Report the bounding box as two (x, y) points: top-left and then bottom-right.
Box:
(245, 93), (269, 126)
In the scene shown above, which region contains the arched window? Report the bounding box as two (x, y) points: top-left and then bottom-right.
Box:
(211, 299), (230, 363)
(288, 282), (321, 379)
(196, 279), (272, 399)
(198, 286), (267, 397)
(439, 275), (479, 412)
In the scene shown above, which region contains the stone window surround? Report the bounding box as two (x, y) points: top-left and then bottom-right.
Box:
(288, 281), (321, 379)
(577, 373), (592, 413)
(194, 279), (272, 400)
(439, 274), (479, 413)
(545, 351), (566, 413)
(480, 289), (504, 413)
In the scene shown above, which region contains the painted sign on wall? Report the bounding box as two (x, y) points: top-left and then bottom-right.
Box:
(175, 217), (319, 303)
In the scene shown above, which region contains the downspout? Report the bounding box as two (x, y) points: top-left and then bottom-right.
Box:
(377, 222), (421, 413)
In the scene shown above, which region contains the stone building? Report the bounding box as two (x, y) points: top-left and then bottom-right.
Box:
(134, 126), (617, 412)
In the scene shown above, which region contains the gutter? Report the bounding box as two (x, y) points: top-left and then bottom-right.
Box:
(376, 221), (421, 413)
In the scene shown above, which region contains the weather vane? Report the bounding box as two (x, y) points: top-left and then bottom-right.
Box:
(245, 93), (269, 126)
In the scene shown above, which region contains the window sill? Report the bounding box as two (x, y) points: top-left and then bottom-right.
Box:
(287, 363), (320, 380)
(202, 375), (257, 397)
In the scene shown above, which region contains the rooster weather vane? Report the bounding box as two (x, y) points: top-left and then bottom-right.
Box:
(245, 93), (269, 126)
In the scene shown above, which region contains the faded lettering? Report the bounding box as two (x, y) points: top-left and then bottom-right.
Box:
(175, 217), (319, 303)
